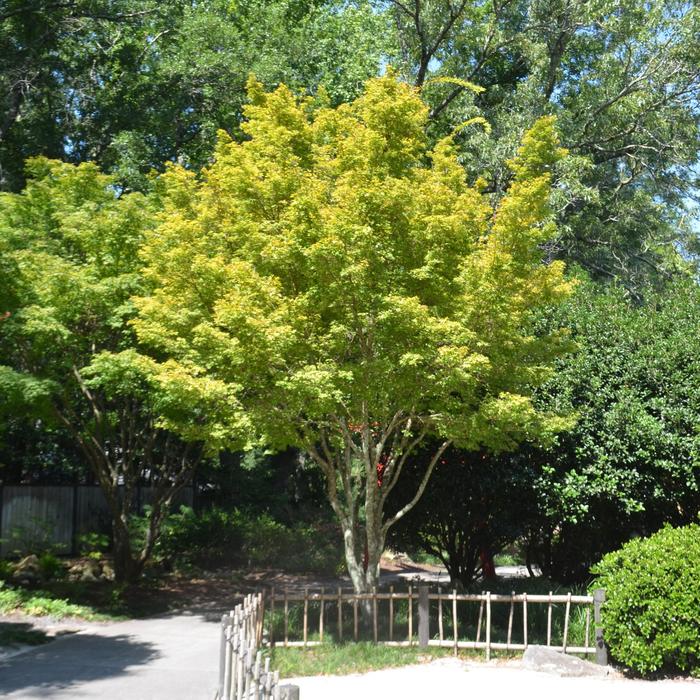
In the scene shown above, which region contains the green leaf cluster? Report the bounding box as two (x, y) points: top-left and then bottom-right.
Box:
(0, 1), (386, 192)
(523, 278), (700, 581)
(387, 0), (700, 288)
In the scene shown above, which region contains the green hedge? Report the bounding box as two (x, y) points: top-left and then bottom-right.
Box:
(591, 523), (700, 676)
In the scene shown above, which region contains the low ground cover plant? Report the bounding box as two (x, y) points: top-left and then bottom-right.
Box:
(592, 523), (700, 677)
(0, 583), (114, 620)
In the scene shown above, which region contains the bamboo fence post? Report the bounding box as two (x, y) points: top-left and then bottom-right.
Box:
(303, 588), (309, 648)
(253, 651), (262, 698)
(353, 596), (359, 642)
(418, 584), (429, 649)
(219, 614), (228, 698)
(452, 589), (458, 655)
(523, 593), (528, 649)
(264, 658), (272, 700)
(562, 592), (571, 652)
(243, 647), (253, 700)
(244, 596), (249, 640)
(284, 590), (288, 647)
(438, 588), (444, 643)
(226, 633), (233, 700)
(273, 670), (280, 700)
(485, 591), (492, 661)
(234, 635), (241, 700)
(547, 591), (553, 647)
(223, 626), (232, 700)
(408, 585), (413, 645)
(373, 587), (378, 644)
(585, 607), (591, 657)
(594, 588), (607, 666)
(231, 614), (240, 700)
(257, 593), (265, 646)
(270, 588), (276, 648)
(236, 638), (246, 700)
(507, 591), (514, 648)
(231, 609), (240, 699)
(337, 587), (343, 643)
(319, 587), (325, 643)
(476, 593), (484, 643)
(389, 585), (394, 642)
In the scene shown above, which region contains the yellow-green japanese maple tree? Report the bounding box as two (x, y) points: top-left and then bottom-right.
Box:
(135, 74), (573, 593)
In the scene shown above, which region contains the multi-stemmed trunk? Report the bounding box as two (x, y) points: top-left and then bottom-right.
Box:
(305, 411), (450, 601)
(56, 367), (200, 584)
(109, 485), (183, 584)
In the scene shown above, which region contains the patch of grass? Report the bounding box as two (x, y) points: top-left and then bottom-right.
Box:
(270, 643), (460, 676)
(0, 622), (50, 648)
(493, 553), (521, 566)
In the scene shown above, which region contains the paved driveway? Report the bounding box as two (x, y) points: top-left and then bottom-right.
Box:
(0, 613), (221, 700)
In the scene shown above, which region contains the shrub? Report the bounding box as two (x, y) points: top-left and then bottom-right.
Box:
(242, 515), (342, 574)
(78, 532), (110, 561)
(591, 523), (700, 676)
(152, 507), (243, 569)
(149, 507), (343, 574)
(38, 552), (65, 581)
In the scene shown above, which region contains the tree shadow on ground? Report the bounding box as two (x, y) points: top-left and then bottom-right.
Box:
(0, 632), (159, 694)
(0, 622), (50, 648)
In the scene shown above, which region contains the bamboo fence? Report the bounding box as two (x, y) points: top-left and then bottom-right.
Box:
(216, 593), (284, 700)
(266, 585), (604, 661)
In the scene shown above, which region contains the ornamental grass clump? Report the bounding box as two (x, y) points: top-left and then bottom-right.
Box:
(591, 523), (700, 677)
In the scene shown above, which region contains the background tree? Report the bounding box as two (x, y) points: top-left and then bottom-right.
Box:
(134, 74), (573, 594)
(0, 158), (206, 582)
(393, 279), (700, 586)
(521, 278), (700, 582)
(0, 0), (386, 192)
(383, 0), (700, 290)
(388, 444), (534, 586)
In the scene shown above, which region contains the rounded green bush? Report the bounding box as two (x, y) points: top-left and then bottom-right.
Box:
(591, 523), (700, 676)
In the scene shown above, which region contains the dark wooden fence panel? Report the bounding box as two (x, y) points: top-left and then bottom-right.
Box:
(0, 485), (194, 556)
(0, 486), (74, 556)
(75, 486), (110, 539)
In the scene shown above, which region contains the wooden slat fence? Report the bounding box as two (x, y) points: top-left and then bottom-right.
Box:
(0, 485), (194, 556)
(265, 585), (605, 662)
(216, 593), (286, 700)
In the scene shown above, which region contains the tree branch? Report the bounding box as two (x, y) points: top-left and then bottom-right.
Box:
(382, 439), (451, 534)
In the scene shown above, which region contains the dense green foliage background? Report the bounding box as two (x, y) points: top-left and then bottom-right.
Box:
(391, 279), (700, 584)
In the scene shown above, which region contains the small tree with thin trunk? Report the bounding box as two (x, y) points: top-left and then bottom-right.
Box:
(135, 74), (573, 594)
(0, 159), (203, 583)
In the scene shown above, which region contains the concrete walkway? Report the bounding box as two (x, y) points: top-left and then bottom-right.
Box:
(287, 657), (700, 700)
(0, 612), (221, 699)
